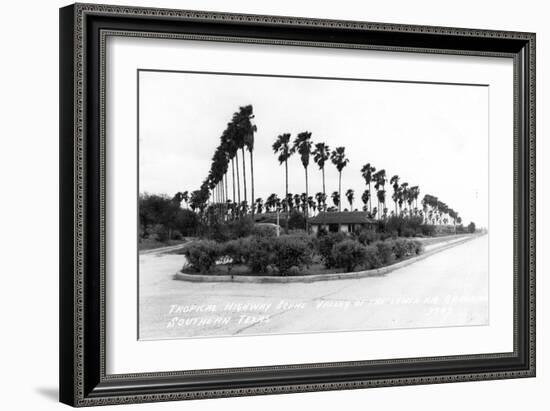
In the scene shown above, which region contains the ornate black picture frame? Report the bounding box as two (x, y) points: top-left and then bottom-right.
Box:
(59, 3), (535, 407)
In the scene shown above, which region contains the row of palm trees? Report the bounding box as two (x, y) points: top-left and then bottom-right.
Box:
(183, 105), (257, 219)
(421, 194), (462, 226)
(183, 103), (462, 228)
(272, 132), (349, 231)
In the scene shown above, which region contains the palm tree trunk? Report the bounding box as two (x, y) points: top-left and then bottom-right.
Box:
(231, 159), (236, 219)
(235, 152), (241, 210)
(338, 172), (342, 212)
(368, 182), (372, 213)
(250, 150), (255, 219)
(224, 174), (228, 220)
(285, 159), (289, 234)
(241, 148), (247, 209)
(305, 167), (309, 232)
(322, 167), (326, 197)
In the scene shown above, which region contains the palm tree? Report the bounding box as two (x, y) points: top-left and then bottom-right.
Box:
(230, 105), (256, 214)
(330, 147), (349, 212)
(239, 105), (257, 218)
(346, 189), (355, 210)
(273, 133), (293, 232)
(293, 193), (301, 211)
(293, 131), (313, 229)
(315, 192), (326, 212)
(361, 189), (370, 212)
(313, 142), (330, 198)
(372, 169), (386, 219)
(400, 182), (409, 213)
(255, 198), (264, 214)
(265, 193), (278, 212)
(390, 175), (400, 214)
(360, 163), (376, 212)
(376, 189), (386, 219)
(331, 191), (340, 209)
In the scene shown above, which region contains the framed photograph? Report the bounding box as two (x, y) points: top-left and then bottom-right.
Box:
(59, 3), (535, 407)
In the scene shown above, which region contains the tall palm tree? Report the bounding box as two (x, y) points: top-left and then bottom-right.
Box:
(330, 147), (349, 212)
(390, 175), (400, 214)
(273, 133), (293, 232)
(410, 185), (420, 210)
(313, 142), (330, 198)
(400, 182), (409, 213)
(346, 189), (355, 210)
(230, 105), (256, 214)
(293, 131), (313, 229)
(266, 193), (278, 212)
(315, 192), (326, 212)
(255, 197), (264, 214)
(377, 189), (386, 220)
(331, 191), (340, 209)
(372, 169), (386, 219)
(361, 189), (370, 212)
(239, 105), (257, 218)
(360, 163), (376, 212)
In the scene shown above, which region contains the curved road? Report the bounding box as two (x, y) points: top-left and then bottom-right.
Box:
(139, 235), (488, 340)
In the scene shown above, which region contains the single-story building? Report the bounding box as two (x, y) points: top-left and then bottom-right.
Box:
(308, 211), (377, 234)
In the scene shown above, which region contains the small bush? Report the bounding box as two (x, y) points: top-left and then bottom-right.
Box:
(222, 238), (248, 266)
(364, 245), (382, 269)
(149, 224), (169, 242)
(411, 239), (423, 255)
(317, 231), (347, 268)
(209, 217), (255, 242)
(392, 238), (410, 259)
(245, 236), (275, 273)
(331, 239), (367, 272)
(251, 224), (278, 238)
(420, 224), (436, 237)
(183, 240), (221, 273)
(356, 228), (380, 245)
(272, 235), (313, 275)
(401, 227), (416, 238)
(375, 241), (395, 265)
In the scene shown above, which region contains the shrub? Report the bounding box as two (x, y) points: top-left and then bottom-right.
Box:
(331, 239), (368, 272)
(245, 236), (275, 273)
(468, 222), (476, 233)
(182, 240), (221, 273)
(208, 217), (255, 242)
(401, 227), (416, 238)
(222, 237), (248, 266)
(380, 215), (425, 237)
(251, 224), (278, 238)
(375, 241), (395, 265)
(317, 231), (347, 268)
(420, 224), (436, 237)
(272, 235), (313, 275)
(356, 228), (380, 245)
(392, 238), (410, 259)
(364, 245), (382, 269)
(148, 224), (169, 242)
(389, 238), (424, 261)
(411, 239), (423, 255)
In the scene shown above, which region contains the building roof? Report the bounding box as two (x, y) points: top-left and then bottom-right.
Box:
(308, 211), (376, 225)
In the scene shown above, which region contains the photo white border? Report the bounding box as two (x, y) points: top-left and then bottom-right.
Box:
(105, 36), (514, 375)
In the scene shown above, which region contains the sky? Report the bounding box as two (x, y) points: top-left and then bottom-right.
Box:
(139, 70), (489, 227)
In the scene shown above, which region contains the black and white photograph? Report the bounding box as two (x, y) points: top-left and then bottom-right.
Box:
(138, 69), (489, 340)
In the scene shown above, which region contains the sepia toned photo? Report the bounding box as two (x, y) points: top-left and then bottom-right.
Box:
(137, 69), (489, 340)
